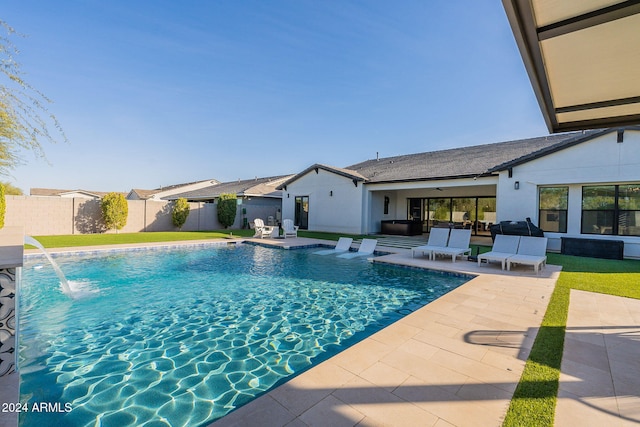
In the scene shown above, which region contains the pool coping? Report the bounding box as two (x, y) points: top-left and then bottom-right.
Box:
(7, 237), (562, 427)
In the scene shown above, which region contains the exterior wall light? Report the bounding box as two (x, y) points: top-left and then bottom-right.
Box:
(330, 191), (333, 197)
(514, 181), (520, 190)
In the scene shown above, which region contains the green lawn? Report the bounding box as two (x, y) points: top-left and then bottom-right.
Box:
(25, 230), (255, 248)
(24, 231), (640, 426)
(25, 230), (357, 249)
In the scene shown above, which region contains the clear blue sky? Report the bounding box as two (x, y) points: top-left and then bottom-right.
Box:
(3, 1), (548, 193)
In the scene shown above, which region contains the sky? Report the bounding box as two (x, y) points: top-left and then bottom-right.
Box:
(2, 1), (549, 193)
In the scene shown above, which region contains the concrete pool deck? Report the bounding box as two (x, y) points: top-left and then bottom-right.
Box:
(3, 237), (638, 426)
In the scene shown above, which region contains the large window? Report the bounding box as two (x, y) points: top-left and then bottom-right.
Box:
(539, 187), (568, 233)
(582, 184), (640, 236)
(407, 196), (496, 235)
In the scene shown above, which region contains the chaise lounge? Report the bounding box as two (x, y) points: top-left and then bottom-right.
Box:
(337, 238), (378, 259)
(411, 228), (450, 259)
(507, 236), (548, 273)
(313, 237), (353, 255)
(477, 234), (520, 270)
(431, 229), (472, 262)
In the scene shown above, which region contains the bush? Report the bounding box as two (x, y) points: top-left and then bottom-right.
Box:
(217, 193), (237, 228)
(101, 192), (128, 232)
(172, 198), (190, 230)
(0, 183), (5, 229)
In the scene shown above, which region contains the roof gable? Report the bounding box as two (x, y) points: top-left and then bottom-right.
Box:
(277, 164), (367, 190)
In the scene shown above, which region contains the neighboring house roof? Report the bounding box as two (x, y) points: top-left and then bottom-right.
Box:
(128, 178), (219, 200)
(128, 189), (157, 200)
(346, 131), (602, 184)
(169, 175), (293, 201)
(30, 188), (117, 198)
(277, 164), (368, 190)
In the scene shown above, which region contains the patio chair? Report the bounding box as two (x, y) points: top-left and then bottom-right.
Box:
(431, 229), (472, 262)
(282, 219), (299, 238)
(411, 228), (450, 259)
(313, 237), (353, 255)
(477, 234), (520, 270)
(253, 218), (275, 239)
(506, 236), (548, 273)
(337, 238), (377, 259)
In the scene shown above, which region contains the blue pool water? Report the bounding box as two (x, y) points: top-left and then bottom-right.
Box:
(19, 243), (469, 427)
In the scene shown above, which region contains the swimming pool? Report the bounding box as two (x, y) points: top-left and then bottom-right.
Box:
(18, 243), (469, 427)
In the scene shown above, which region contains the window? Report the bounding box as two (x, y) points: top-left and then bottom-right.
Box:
(539, 187), (568, 233)
(427, 198), (451, 227)
(581, 184), (640, 236)
(618, 184), (640, 236)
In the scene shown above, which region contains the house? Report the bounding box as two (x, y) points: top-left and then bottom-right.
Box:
(127, 179), (219, 201)
(169, 175), (293, 229)
(279, 127), (640, 258)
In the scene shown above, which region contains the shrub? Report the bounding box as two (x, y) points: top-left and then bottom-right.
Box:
(217, 193), (237, 228)
(172, 198), (190, 230)
(101, 192), (128, 232)
(0, 183), (5, 229)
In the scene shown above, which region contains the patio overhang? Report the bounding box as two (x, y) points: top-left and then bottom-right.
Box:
(503, 0), (640, 133)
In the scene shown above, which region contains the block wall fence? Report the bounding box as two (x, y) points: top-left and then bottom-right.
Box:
(3, 196), (281, 236)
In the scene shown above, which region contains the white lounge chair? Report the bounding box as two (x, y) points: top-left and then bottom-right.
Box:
(337, 238), (377, 259)
(478, 235), (520, 270)
(411, 228), (450, 259)
(313, 237), (353, 255)
(253, 218), (275, 239)
(431, 229), (472, 262)
(282, 219), (299, 238)
(507, 236), (548, 273)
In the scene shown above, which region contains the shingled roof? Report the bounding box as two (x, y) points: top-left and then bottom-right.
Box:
(169, 175), (293, 201)
(345, 130), (602, 184)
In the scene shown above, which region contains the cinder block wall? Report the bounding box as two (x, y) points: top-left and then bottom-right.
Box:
(5, 196), (74, 235)
(3, 197), (273, 235)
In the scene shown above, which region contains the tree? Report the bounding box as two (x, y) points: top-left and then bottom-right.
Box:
(0, 181), (22, 195)
(1, 21), (66, 176)
(217, 193), (237, 228)
(0, 182), (5, 229)
(101, 192), (128, 232)
(172, 198), (190, 230)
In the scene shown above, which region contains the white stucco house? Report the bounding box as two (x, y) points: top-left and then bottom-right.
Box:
(279, 127), (640, 258)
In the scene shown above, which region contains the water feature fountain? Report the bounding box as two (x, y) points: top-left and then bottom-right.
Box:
(24, 236), (72, 295)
